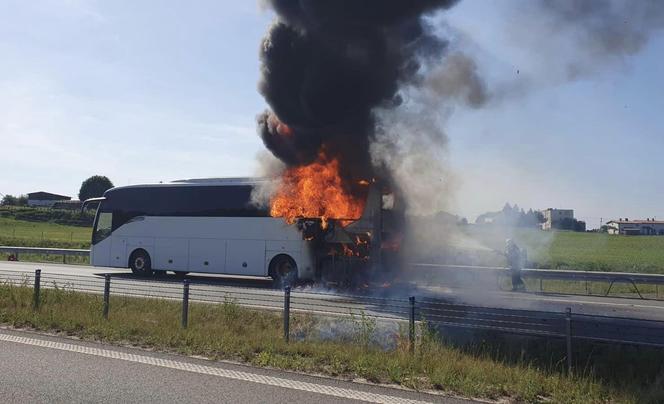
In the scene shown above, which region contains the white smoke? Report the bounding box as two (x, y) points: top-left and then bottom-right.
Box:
(371, 101), (456, 217)
(250, 150), (284, 208)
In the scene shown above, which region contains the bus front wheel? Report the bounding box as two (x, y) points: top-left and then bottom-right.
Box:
(270, 255), (297, 289)
(129, 249), (152, 277)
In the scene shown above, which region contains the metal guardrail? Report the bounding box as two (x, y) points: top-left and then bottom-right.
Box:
(0, 268), (662, 374)
(521, 268), (664, 285)
(411, 263), (664, 299)
(520, 268), (664, 299)
(0, 246), (90, 256)
(0, 246), (89, 264)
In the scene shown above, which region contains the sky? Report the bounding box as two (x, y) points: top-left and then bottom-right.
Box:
(1, 0), (662, 228)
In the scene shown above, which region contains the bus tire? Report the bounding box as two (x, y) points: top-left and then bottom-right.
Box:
(129, 249), (152, 277)
(269, 254), (297, 289)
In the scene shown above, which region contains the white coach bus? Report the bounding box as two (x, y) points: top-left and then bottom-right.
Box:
(85, 178), (315, 285)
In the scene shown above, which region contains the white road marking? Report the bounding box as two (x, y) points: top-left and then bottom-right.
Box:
(0, 332), (433, 404)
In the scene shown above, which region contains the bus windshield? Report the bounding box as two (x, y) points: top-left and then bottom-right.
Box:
(93, 208), (112, 245)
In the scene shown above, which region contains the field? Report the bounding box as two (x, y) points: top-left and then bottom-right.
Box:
(452, 227), (664, 274)
(530, 231), (664, 273)
(1, 282), (661, 403)
(0, 216), (91, 249)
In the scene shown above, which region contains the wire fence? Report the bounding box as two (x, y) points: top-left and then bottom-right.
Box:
(1, 268), (664, 373)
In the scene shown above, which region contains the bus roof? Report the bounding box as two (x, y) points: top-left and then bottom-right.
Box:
(105, 177), (268, 194)
(171, 177), (266, 185)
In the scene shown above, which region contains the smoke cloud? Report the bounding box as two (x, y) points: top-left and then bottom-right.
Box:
(424, 51), (489, 108)
(257, 0), (459, 192)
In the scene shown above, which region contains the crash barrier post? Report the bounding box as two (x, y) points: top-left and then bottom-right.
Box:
(103, 274), (111, 319)
(565, 307), (573, 374)
(409, 296), (416, 353)
(33, 269), (41, 309)
(284, 286), (291, 343)
(182, 280), (190, 329)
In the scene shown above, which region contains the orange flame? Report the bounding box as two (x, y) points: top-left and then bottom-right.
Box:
(267, 114), (293, 137)
(270, 152), (365, 228)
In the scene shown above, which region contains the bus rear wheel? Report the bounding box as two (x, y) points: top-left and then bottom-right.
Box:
(129, 249), (152, 277)
(270, 255), (297, 289)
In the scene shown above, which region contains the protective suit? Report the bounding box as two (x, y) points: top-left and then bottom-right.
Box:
(505, 239), (525, 291)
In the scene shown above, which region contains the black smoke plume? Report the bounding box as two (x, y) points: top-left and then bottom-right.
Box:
(257, 0), (459, 185)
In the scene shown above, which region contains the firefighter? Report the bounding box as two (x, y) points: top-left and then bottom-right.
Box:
(505, 239), (525, 291)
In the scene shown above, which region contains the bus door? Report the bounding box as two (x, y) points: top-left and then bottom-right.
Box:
(91, 210), (113, 266)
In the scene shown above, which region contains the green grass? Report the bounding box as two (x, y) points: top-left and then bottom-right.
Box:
(1, 282), (661, 403)
(0, 216), (91, 249)
(525, 231), (664, 273)
(463, 227), (664, 274)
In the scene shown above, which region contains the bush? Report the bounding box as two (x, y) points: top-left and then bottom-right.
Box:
(1, 194), (27, 207)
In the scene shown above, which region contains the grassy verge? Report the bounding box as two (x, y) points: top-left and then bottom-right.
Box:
(0, 283), (660, 403)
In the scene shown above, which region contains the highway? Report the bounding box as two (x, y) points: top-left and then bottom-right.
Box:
(2, 261), (664, 322)
(0, 328), (466, 404)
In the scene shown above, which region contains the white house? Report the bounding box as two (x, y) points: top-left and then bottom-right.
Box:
(606, 219), (664, 235)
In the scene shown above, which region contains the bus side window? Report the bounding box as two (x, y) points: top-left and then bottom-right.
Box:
(94, 212), (113, 244)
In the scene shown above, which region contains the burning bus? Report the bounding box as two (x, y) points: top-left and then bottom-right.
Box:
(85, 175), (402, 288)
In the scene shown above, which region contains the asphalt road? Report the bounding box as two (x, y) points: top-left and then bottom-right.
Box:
(0, 328), (467, 404)
(2, 261), (664, 321)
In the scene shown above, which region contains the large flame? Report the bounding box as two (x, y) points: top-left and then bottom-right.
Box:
(270, 152), (366, 228)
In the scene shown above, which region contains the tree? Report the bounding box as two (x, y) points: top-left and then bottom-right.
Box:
(1, 194), (27, 206)
(79, 176), (114, 202)
(559, 217), (586, 232)
(1, 194), (17, 206)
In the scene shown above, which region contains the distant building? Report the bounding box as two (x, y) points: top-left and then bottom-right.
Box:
(27, 192), (71, 208)
(541, 208), (575, 230)
(606, 218), (664, 235)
